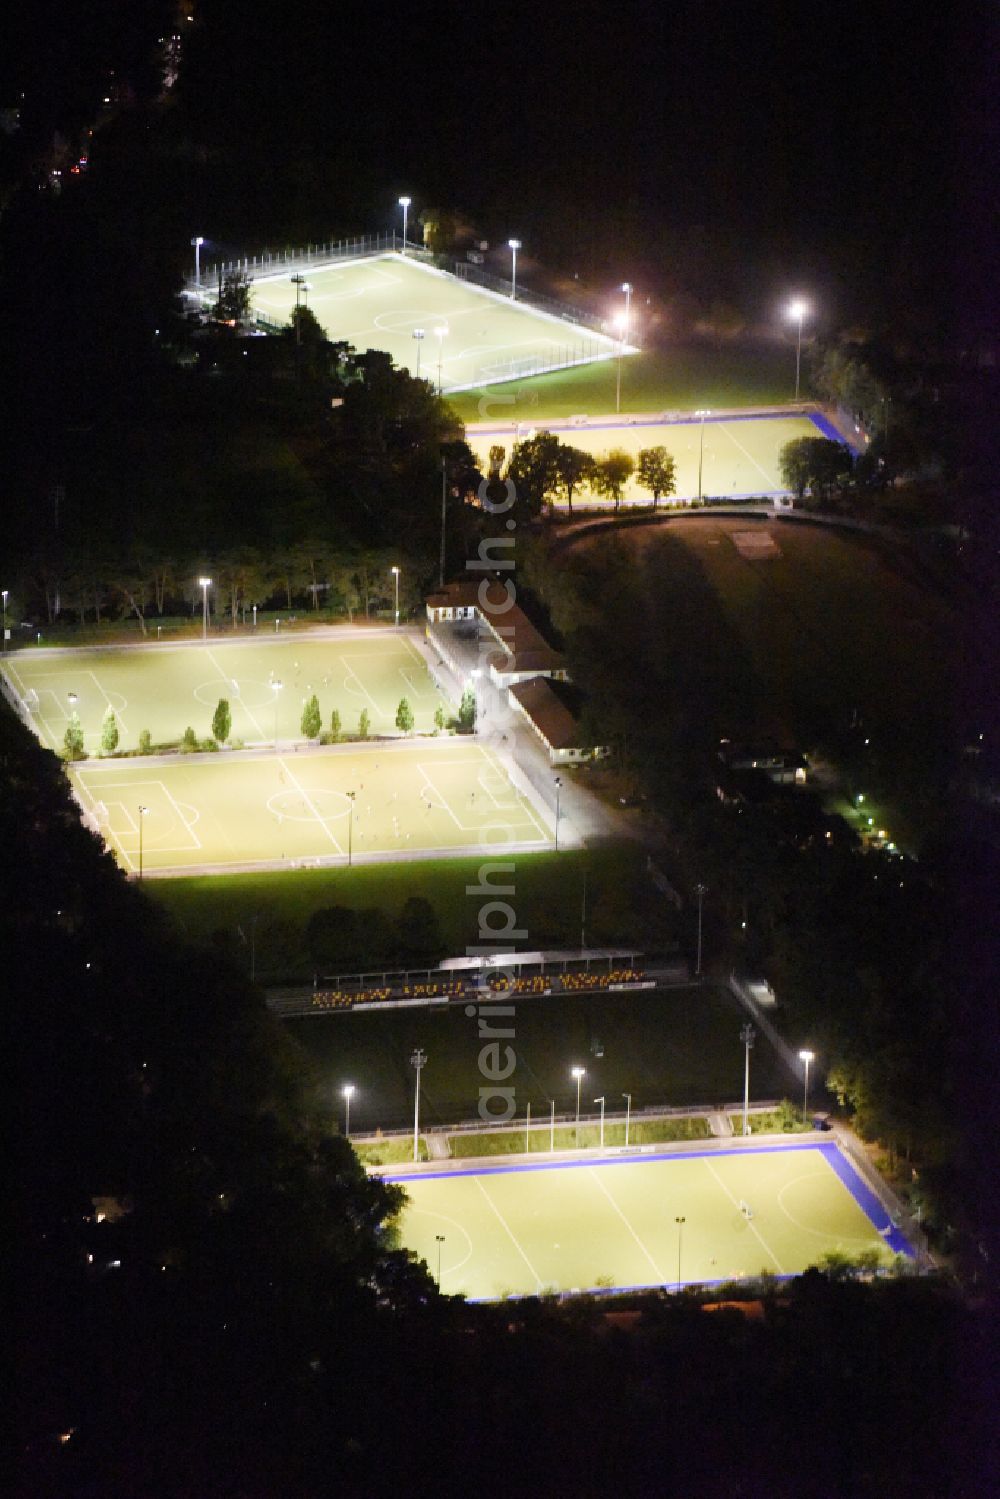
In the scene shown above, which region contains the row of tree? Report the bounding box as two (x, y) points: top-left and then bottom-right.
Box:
(492, 431), (678, 514)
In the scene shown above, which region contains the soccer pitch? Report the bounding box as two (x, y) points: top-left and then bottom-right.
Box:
(69, 739), (552, 874)
(468, 410), (834, 502)
(3, 632), (447, 756)
(388, 1142), (913, 1300)
(249, 254), (621, 391)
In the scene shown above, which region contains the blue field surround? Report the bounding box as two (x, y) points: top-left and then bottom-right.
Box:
(386, 1140), (915, 1260)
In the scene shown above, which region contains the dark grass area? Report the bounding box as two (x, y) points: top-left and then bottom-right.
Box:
(287, 984), (796, 1133)
(448, 340), (796, 426)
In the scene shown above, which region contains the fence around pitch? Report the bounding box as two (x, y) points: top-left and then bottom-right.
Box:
(187, 232), (426, 299)
(453, 260), (610, 335)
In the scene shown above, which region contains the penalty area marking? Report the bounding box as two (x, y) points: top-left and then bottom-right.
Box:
(276, 758), (345, 854)
(775, 1171), (884, 1247)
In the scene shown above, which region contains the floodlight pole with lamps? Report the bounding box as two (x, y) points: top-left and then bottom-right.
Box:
(138, 805), (148, 880)
(435, 1234), (445, 1286)
(434, 323), (448, 394)
(694, 882), (707, 976)
(391, 565), (400, 627)
(508, 238), (521, 301)
(346, 790), (355, 866)
(615, 282), (632, 414)
(554, 776), (563, 851)
(595, 1096), (605, 1149)
(271, 679), (282, 749)
(622, 1092), (632, 1148)
(191, 235), (204, 286)
(198, 576), (211, 641)
(290, 274), (306, 344)
(675, 1215), (686, 1291)
(410, 1048), (427, 1162)
(695, 412), (711, 502)
(571, 1066), (585, 1146)
(412, 327), (424, 378)
(398, 196), (411, 253)
(2, 589), (8, 656)
(788, 299), (808, 401)
(741, 1023), (756, 1136)
(342, 1083), (355, 1138)
(799, 1049), (815, 1120)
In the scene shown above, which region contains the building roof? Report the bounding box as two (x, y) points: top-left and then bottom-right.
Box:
(509, 676), (585, 750)
(427, 579), (564, 675)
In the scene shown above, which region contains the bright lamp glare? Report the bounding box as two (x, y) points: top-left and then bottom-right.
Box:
(788, 299), (809, 321)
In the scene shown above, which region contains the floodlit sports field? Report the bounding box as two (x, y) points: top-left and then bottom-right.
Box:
(70, 740), (552, 874)
(468, 410), (832, 502)
(250, 254), (621, 391)
(2, 632), (447, 756)
(389, 1143), (912, 1300)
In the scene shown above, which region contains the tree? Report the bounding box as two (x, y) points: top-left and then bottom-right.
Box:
(591, 449), (635, 511)
(138, 728), (152, 755)
(300, 694), (322, 739)
(395, 697), (415, 735)
(507, 431), (563, 518)
(396, 896), (444, 964)
(636, 447), (677, 510)
(181, 726), (198, 752)
(212, 698), (232, 744)
(554, 444), (594, 514)
(64, 712), (85, 759)
(213, 269), (253, 327)
(358, 707), (371, 740)
(330, 708), (342, 742)
(287, 304), (327, 346)
(458, 688), (476, 733)
(100, 708), (119, 755)
(779, 437), (855, 507)
(433, 705), (446, 733)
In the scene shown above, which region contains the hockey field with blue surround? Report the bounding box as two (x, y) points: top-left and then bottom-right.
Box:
(387, 1140), (914, 1300)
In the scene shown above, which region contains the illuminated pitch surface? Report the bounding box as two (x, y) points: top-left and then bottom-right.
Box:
(2, 634), (448, 757)
(468, 411), (827, 502)
(250, 254), (619, 391)
(388, 1143), (911, 1300)
(70, 740), (551, 874)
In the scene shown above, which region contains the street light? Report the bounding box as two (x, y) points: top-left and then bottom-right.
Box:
(434, 323), (448, 394)
(554, 775), (563, 852)
(346, 789), (355, 866)
(787, 299), (809, 401)
(137, 804), (149, 880)
(508, 238), (521, 301)
(398, 195), (411, 253)
(694, 882), (707, 976)
(290, 273), (307, 345)
(198, 576), (211, 641)
(390, 565), (400, 628)
(622, 1092), (632, 1148)
(799, 1049), (815, 1121)
(191, 235), (204, 286)
(571, 1065), (585, 1145)
(615, 281), (632, 414)
(594, 1096), (605, 1149)
(435, 1233), (445, 1286)
(412, 327), (425, 377)
(271, 679), (282, 749)
(695, 411), (712, 503)
(741, 1023), (756, 1137)
(675, 1215), (686, 1291)
(2, 588), (8, 656)
(410, 1048), (427, 1162)
(342, 1083), (355, 1138)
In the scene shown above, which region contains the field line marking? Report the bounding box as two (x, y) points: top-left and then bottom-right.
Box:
(73, 772), (134, 870)
(473, 1177), (543, 1291)
(160, 780), (203, 851)
(717, 421), (778, 490)
(775, 1171), (880, 1246)
(206, 648), (268, 739)
(341, 660), (382, 716)
(703, 1159), (785, 1274)
(484, 747), (550, 839)
(415, 764), (468, 831)
(408, 1207), (476, 1276)
(586, 1167), (668, 1284)
(276, 757), (345, 854)
(86, 669), (130, 736)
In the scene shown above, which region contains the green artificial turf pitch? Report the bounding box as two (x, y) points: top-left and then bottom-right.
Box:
(250, 254), (621, 392)
(68, 739), (552, 875)
(3, 631), (448, 756)
(387, 1143), (908, 1300)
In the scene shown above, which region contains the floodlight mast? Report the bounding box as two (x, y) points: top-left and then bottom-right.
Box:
(787, 298), (809, 400)
(571, 1065), (585, 1144)
(342, 1083), (355, 1138)
(741, 1023), (756, 1136)
(398, 196), (411, 254)
(695, 413), (712, 503)
(1, 589), (8, 656)
(799, 1049), (815, 1119)
(412, 327), (425, 377)
(615, 282), (632, 414)
(191, 235), (204, 286)
(508, 238), (521, 301)
(410, 1048), (427, 1161)
(391, 565), (400, 627)
(198, 576), (211, 640)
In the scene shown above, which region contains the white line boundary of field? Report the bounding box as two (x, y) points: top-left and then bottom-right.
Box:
(276, 756), (345, 855)
(587, 1166), (669, 1284)
(703, 1158), (785, 1274)
(474, 1176), (544, 1292)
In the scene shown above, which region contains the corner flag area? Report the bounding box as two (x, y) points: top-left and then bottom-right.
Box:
(71, 740), (552, 874)
(387, 1142), (914, 1300)
(248, 254), (622, 391)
